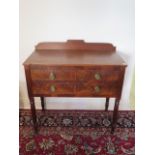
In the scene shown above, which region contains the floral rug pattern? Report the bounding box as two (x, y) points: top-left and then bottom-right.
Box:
(19, 110), (135, 155)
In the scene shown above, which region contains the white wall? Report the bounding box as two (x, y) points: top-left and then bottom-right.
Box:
(19, 0), (134, 110)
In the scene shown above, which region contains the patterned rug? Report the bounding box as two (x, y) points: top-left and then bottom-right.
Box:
(19, 110), (135, 155)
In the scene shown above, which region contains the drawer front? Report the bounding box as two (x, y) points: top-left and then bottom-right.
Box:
(30, 67), (75, 81)
(77, 82), (121, 97)
(32, 81), (75, 95)
(29, 66), (124, 97)
(76, 67), (122, 82)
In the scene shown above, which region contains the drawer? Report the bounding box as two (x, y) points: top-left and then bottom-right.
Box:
(77, 82), (121, 97)
(30, 67), (75, 81)
(76, 67), (122, 82)
(31, 81), (75, 95)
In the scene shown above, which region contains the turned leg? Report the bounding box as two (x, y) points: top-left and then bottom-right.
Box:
(41, 97), (45, 111)
(111, 98), (120, 133)
(29, 97), (38, 133)
(105, 98), (109, 111)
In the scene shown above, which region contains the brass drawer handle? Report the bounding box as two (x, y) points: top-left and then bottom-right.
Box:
(50, 85), (56, 92)
(94, 85), (100, 93)
(94, 73), (101, 80)
(49, 72), (56, 80)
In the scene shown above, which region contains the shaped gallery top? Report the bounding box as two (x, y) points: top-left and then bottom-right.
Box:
(23, 40), (127, 67)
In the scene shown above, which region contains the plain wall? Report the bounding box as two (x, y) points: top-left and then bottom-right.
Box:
(19, 0), (134, 110)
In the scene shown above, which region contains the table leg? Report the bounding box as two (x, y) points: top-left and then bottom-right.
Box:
(30, 97), (38, 133)
(111, 98), (120, 133)
(105, 98), (109, 111)
(41, 97), (45, 111)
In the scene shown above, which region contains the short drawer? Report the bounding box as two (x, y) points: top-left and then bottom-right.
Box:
(76, 67), (122, 82)
(31, 81), (75, 95)
(30, 65), (76, 81)
(77, 82), (121, 97)
(31, 69), (75, 81)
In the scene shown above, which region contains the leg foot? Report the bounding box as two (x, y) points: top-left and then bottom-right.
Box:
(30, 97), (38, 133)
(41, 97), (45, 111)
(111, 98), (120, 133)
(105, 98), (109, 111)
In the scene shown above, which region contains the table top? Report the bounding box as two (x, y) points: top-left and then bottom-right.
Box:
(23, 50), (126, 66)
(23, 40), (127, 67)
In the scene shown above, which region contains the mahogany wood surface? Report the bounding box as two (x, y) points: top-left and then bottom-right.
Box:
(23, 40), (127, 133)
(23, 40), (126, 66)
(23, 50), (126, 66)
(35, 40), (116, 51)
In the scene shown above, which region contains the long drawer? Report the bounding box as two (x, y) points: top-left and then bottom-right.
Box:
(31, 81), (121, 98)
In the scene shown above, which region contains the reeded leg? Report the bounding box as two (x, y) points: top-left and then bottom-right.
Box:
(41, 97), (45, 111)
(111, 98), (120, 133)
(105, 98), (109, 111)
(30, 97), (38, 133)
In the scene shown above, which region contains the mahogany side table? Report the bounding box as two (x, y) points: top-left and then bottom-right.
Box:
(23, 40), (127, 133)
